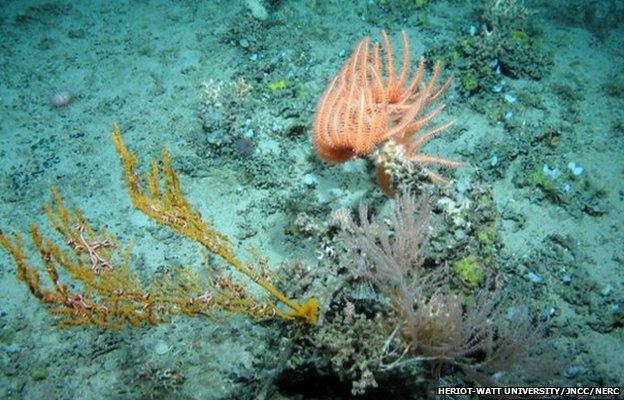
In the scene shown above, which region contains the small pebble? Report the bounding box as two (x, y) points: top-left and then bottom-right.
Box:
(504, 93), (517, 103)
(454, 229), (467, 240)
(562, 366), (582, 378)
(302, 173), (318, 187)
(154, 340), (169, 355)
(456, 181), (470, 194)
(229, 367), (244, 382)
(492, 371), (505, 381)
(601, 284), (613, 297)
(505, 306), (518, 321)
(567, 161), (584, 176)
(542, 306), (556, 319)
(543, 164), (561, 179)
(50, 90), (73, 107)
(527, 272), (542, 283)
(489, 155), (499, 167)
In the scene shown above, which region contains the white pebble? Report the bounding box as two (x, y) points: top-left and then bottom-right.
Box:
(154, 340), (169, 355)
(50, 90), (73, 107)
(527, 272), (542, 283)
(489, 155), (499, 167)
(302, 173), (317, 187)
(504, 93), (517, 103)
(567, 161), (583, 176)
(543, 164), (561, 179)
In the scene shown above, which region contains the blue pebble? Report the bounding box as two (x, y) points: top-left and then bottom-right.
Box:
(489, 155), (499, 167)
(527, 272), (542, 283)
(563, 366), (582, 378)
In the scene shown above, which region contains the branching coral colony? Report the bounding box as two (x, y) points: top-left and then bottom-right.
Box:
(0, 124), (319, 329)
(335, 192), (545, 387)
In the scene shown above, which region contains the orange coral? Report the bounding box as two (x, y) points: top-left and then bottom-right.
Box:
(313, 30), (461, 190)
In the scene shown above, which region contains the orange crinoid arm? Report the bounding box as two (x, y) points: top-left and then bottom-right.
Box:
(312, 30), (458, 177)
(312, 36), (387, 163)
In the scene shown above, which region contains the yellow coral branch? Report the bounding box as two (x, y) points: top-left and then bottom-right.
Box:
(0, 124), (319, 328)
